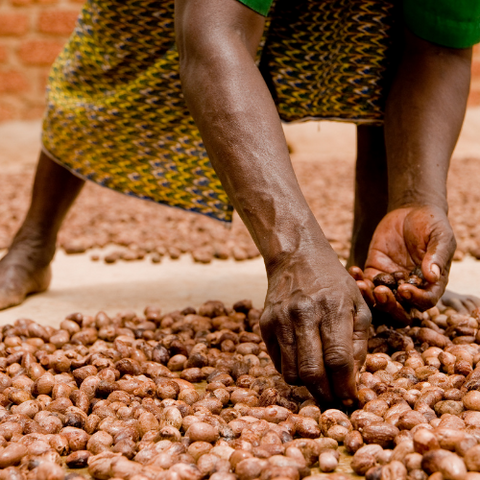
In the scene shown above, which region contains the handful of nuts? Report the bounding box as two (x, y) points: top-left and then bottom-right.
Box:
(0, 299), (480, 480)
(373, 267), (427, 296)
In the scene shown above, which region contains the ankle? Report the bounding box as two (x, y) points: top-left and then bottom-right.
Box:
(9, 226), (57, 265)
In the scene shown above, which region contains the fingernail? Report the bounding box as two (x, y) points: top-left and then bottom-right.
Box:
(431, 264), (441, 280)
(403, 292), (411, 300)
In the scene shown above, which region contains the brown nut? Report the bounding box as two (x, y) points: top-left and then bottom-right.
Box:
(186, 422), (219, 443)
(361, 423), (399, 449)
(344, 430), (364, 454)
(319, 450), (339, 473)
(0, 444), (27, 468)
(66, 450), (92, 468)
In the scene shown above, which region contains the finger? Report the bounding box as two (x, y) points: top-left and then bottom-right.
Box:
(397, 283), (443, 311)
(373, 286), (412, 324)
(373, 285), (398, 310)
(260, 316), (283, 373)
(420, 231), (455, 284)
(464, 299), (478, 314)
(294, 319), (333, 404)
(447, 293), (480, 311)
(265, 336), (283, 373)
(469, 295), (480, 308)
(348, 266), (364, 281)
(275, 318), (299, 385)
(444, 297), (469, 314)
(437, 299), (446, 311)
(352, 304), (372, 378)
(356, 280), (375, 307)
(320, 312), (357, 404)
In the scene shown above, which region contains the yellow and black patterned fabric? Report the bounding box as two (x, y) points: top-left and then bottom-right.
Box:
(42, 0), (399, 223)
(263, 0), (399, 123)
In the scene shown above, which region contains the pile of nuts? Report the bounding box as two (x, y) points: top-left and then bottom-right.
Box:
(1, 299), (480, 479)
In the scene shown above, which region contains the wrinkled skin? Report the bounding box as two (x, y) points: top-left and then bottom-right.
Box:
(177, 0), (473, 404)
(261, 245), (371, 405)
(349, 30), (474, 322)
(176, 0), (375, 405)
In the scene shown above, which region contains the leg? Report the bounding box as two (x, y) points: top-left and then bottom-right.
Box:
(347, 124), (388, 270)
(0, 150), (85, 309)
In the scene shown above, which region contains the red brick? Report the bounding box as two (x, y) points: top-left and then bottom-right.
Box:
(9, 0), (33, 6)
(0, 70), (29, 93)
(18, 40), (64, 65)
(0, 46), (7, 63)
(0, 102), (17, 122)
(37, 10), (79, 35)
(0, 13), (29, 36)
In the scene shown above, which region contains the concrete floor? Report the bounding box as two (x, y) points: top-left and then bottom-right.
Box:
(1, 110), (480, 326)
(0, 251), (268, 326)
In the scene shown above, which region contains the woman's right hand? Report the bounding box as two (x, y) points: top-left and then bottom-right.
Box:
(260, 245), (371, 405)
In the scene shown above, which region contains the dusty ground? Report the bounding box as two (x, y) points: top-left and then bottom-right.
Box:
(0, 110), (480, 326)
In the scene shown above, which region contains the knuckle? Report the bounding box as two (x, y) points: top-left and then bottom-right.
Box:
(298, 362), (322, 384)
(287, 295), (316, 319)
(260, 307), (297, 347)
(323, 346), (353, 371)
(355, 308), (372, 330)
(259, 309), (277, 331)
(278, 327), (296, 347)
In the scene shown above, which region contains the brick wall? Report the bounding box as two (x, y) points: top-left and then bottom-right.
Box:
(1, 2), (480, 123)
(0, 0), (82, 122)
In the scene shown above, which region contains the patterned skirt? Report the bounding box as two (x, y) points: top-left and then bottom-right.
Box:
(42, 0), (400, 223)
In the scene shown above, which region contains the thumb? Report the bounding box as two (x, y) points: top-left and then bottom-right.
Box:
(421, 229), (455, 284)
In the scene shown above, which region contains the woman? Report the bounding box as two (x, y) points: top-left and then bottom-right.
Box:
(1, 0), (478, 403)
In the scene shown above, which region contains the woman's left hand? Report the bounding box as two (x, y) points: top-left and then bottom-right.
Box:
(351, 205), (456, 323)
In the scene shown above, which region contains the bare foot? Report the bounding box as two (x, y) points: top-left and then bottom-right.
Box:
(438, 290), (480, 314)
(0, 240), (53, 310)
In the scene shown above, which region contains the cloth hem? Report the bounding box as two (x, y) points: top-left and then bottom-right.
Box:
(41, 144), (233, 226)
(280, 115), (383, 126)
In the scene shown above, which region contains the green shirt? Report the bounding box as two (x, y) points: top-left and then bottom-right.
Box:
(238, 0), (480, 48)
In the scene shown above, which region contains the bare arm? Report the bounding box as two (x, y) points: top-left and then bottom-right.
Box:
(175, 0), (371, 404)
(361, 29), (472, 320)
